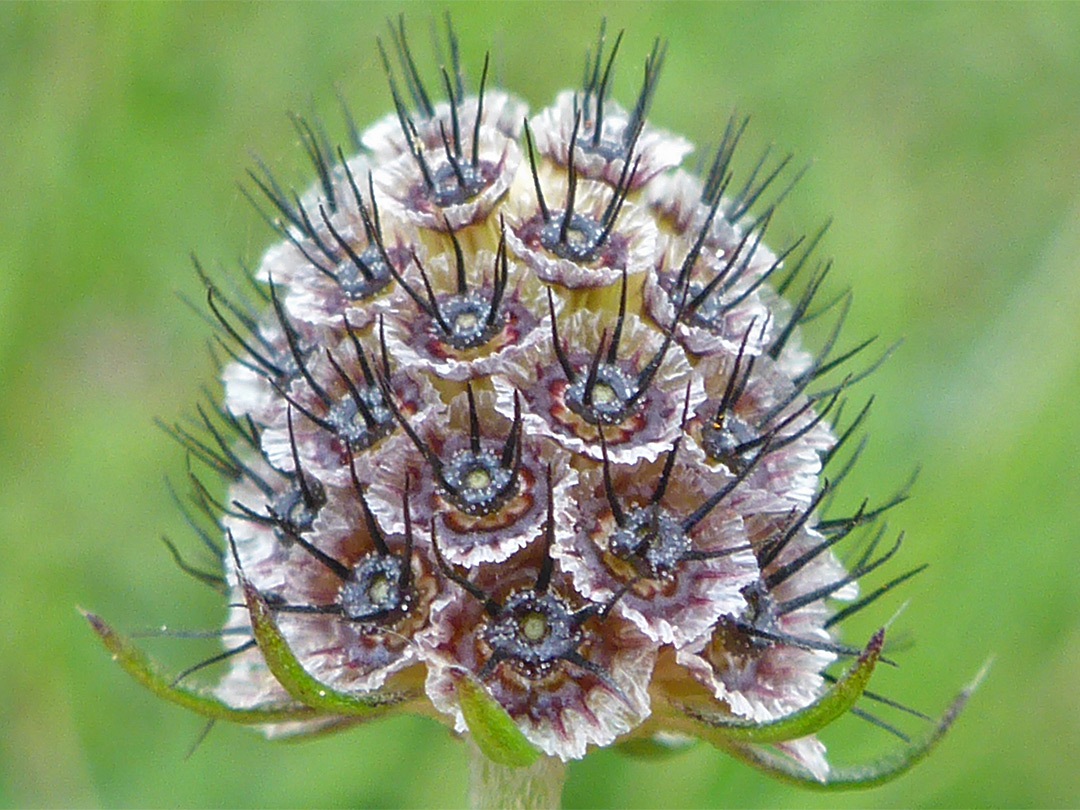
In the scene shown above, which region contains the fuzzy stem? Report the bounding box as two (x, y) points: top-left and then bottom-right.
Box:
(467, 739), (566, 810)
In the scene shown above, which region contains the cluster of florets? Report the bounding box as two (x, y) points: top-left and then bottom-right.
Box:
(104, 20), (948, 780)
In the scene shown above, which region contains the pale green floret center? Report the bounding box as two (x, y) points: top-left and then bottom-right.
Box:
(466, 467), (493, 491)
(521, 611), (548, 642)
(368, 574), (391, 605)
(592, 382), (616, 405)
(455, 311), (479, 332)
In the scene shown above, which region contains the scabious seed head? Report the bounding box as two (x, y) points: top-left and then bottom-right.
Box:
(86, 17), (981, 793)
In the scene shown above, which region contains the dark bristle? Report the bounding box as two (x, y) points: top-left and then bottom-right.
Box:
(265, 602), (343, 617)
(194, 404), (257, 482)
(164, 477), (223, 556)
(689, 208), (774, 314)
(285, 526), (352, 582)
(377, 314), (391, 378)
(347, 445), (391, 558)
(735, 620), (894, 665)
(289, 112), (336, 212)
(768, 259), (832, 361)
(325, 349), (378, 430)
(845, 518), (890, 571)
(588, 28), (624, 148)
(339, 150), (377, 244)
(472, 52), (490, 168)
(191, 255), (262, 334)
(678, 195), (726, 297)
(738, 385), (843, 463)
(523, 120), (550, 222)
(429, 524), (500, 616)
(378, 37), (435, 191)
(825, 560), (928, 629)
(391, 14), (435, 119)
(716, 231), (804, 317)
(800, 287), (850, 325)
(335, 86), (363, 152)
(374, 367), (443, 476)
(157, 418), (235, 482)
(823, 396), (874, 469)
(775, 529), (911, 617)
(535, 465), (556, 595)
(558, 110), (583, 246)
(161, 536), (226, 593)
(624, 37), (666, 150)
(821, 675), (932, 721)
(684, 209), (762, 311)
(268, 378), (334, 433)
(681, 440), (770, 533)
(268, 282), (331, 407)
(246, 157), (301, 231)
(595, 153), (641, 247)
(629, 302), (682, 409)
(650, 434), (682, 508)
(822, 435), (869, 502)
(170, 639), (258, 688)
(764, 509), (866, 590)
(286, 409), (320, 513)
(409, 249), (450, 331)
(344, 317), (377, 388)
(702, 112), (749, 207)
(466, 382), (482, 455)
(817, 467), (918, 536)
(757, 485), (831, 571)
(811, 338), (903, 401)
(443, 11), (463, 98)
(598, 431), (626, 528)
(547, 288), (575, 383)
(796, 294), (855, 386)
(500, 391), (522, 470)
(440, 69), (463, 158)
(388, 248), (438, 319)
(775, 218), (831, 297)
(582, 19), (607, 112)
(714, 320), (758, 425)
(848, 706), (911, 742)
(581, 329), (609, 409)
(735, 151), (805, 223)
(486, 223), (510, 331)
(447, 224), (469, 296)
(206, 287), (283, 379)
(437, 120), (468, 189)
(399, 476), (415, 592)
(292, 192), (336, 262)
(318, 204), (375, 283)
(813, 334), (878, 382)
(606, 269), (630, 365)
(727, 145), (793, 223)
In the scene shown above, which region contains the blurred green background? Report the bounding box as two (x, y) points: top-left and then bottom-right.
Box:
(2, 2), (1078, 807)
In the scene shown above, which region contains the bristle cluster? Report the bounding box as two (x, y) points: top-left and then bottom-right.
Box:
(156, 18), (930, 773)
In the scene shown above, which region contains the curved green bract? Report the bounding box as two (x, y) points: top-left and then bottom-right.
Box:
(240, 577), (406, 716)
(616, 735), (699, 760)
(681, 629), (885, 745)
(81, 607), (318, 725)
(268, 715), (371, 743)
(457, 674), (541, 767)
(720, 657), (991, 790)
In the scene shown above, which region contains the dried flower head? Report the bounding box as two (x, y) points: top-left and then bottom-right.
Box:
(86, 15), (984, 804)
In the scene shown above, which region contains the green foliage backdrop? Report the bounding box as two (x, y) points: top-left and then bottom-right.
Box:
(1, 3), (1078, 807)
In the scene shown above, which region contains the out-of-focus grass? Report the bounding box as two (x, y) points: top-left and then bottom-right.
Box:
(1, 3), (1078, 808)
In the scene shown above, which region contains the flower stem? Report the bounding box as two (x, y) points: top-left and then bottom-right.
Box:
(467, 739), (566, 810)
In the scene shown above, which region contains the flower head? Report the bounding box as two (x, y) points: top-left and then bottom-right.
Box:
(87, 15), (982, 800)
